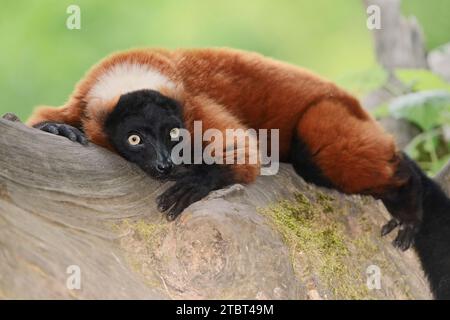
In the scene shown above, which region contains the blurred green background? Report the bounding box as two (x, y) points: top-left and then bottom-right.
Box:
(0, 0), (449, 120)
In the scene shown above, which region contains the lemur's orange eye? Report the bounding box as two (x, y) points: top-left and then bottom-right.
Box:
(128, 134), (142, 146)
(170, 128), (180, 139)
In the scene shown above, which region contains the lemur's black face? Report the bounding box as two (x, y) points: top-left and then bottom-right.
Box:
(104, 89), (184, 180)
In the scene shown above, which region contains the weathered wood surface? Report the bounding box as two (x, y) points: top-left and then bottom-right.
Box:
(0, 115), (436, 299)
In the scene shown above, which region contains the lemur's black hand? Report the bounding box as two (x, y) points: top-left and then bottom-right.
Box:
(156, 165), (233, 221)
(36, 122), (88, 145)
(381, 219), (418, 251)
(157, 175), (214, 220)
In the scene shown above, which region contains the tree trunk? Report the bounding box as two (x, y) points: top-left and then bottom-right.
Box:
(362, 0), (429, 152)
(0, 114), (437, 299)
(362, 0), (428, 111)
(364, 0), (428, 71)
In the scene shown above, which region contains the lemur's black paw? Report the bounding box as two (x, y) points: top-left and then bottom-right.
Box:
(156, 176), (211, 221)
(37, 122), (88, 145)
(392, 224), (417, 251)
(381, 219), (417, 251)
(381, 219), (399, 237)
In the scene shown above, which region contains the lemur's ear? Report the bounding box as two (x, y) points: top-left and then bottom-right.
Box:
(86, 95), (120, 125)
(82, 95), (120, 151)
(159, 84), (185, 106)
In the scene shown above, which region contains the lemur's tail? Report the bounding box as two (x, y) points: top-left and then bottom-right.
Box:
(412, 160), (450, 300)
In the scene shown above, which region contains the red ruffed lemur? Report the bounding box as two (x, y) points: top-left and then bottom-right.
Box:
(27, 48), (450, 299)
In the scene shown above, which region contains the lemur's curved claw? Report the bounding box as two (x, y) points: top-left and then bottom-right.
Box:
(381, 219), (399, 237)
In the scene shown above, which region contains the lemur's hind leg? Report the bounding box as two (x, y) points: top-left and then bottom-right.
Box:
(291, 98), (422, 250)
(289, 134), (335, 189)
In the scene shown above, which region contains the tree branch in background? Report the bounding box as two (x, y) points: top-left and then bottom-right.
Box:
(364, 0), (428, 70)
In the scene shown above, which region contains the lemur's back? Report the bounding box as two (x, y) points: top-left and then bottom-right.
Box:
(174, 48), (356, 129)
(173, 48), (369, 159)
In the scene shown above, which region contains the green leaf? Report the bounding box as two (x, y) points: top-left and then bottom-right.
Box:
(430, 154), (450, 175)
(388, 90), (450, 130)
(372, 103), (389, 119)
(336, 66), (388, 97)
(395, 69), (450, 92)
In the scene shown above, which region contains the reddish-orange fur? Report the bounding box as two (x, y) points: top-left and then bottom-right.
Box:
(297, 98), (400, 194)
(27, 48), (400, 191)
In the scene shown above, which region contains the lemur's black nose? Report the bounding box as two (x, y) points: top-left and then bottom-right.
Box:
(156, 161), (174, 175)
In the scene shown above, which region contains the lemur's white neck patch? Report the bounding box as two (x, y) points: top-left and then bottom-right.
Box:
(88, 62), (175, 105)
